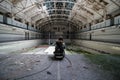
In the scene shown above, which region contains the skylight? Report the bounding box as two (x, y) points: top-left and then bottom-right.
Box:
(43, 0), (75, 19)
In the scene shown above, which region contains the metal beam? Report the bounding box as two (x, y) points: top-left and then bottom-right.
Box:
(11, 0), (23, 5)
(39, 20), (79, 31)
(23, 5), (36, 13)
(37, 18), (79, 28)
(76, 3), (103, 17)
(111, 0), (120, 8)
(13, 4), (36, 16)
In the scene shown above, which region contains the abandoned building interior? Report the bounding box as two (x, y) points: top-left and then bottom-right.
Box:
(0, 0), (120, 80)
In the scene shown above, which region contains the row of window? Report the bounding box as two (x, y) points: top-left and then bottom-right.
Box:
(80, 15), (120, 32)
(43, 2), (74, 10)
(0, 14), (40, 32)
(48, 10), (70, 15)
(0, 32), (42, 42)
(44, 0), (76, 2)
(50, 15), (68, 19)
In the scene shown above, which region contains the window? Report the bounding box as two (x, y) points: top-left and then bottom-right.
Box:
(44, 2), (50, 10)
(56, 2), (63, 9)
(45, 0), (51, 2)
(44, 2), (54, 10)
(65, 2), (74, 10)
(56, 10), (62, 14)
(64, 10), (70, 15)
(53, 27), (57, 30)
(51, 16), (56, 18)
(49, 2), (54, 9)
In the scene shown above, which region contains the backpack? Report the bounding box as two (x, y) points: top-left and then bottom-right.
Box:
(55, 41), (64, 53)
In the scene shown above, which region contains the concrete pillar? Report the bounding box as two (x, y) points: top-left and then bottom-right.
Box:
(11, 15), (15, 25)
(11, 17), (14, 21)
(34, 23), (36, 28)
(3, 13), (7, 24)
(92, 15), (95, 25)
(22, 19), (26, 24)
(103, 8), (107, 21)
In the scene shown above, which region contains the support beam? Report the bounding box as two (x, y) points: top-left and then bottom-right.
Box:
(13, 4), (36, 16)
(111, 0), (120, 8)
(11, 0), (23, 5)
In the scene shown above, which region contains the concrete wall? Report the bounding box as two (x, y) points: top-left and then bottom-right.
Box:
(0, 40), (43, 54)
(0, 23), (43, 54)
(74, 40), (120, 54)
(77, 26), (120, 43)
(0, 23), (41, 42)
(91, 26), (120, 43)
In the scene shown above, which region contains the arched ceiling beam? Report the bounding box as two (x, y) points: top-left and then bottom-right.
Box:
(23, 5), (36, 13)
(12, 0), (44, 17)
(70, 12), (87, 24)
(74, 10), (92, 21)
(29, 11), (43, 20)
(13, 4), (36, 16)
(11, 0), (23, 5)
(75, 2), (103, 18)
(36, 18), (81, 28)
(77, 4), (94, 16)
(111, 0), (120, 8)
(39, 20), (79, 32)
(38, 19), (79, 28)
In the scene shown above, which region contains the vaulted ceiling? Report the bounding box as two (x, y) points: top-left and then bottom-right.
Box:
(0, 0), (120, 27)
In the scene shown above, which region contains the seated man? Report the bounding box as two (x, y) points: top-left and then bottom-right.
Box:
(54, 37), (65, 55)
(55, 40), (64, 53)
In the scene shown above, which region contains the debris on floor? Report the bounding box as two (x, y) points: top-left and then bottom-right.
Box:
(47, 71), (52, 75)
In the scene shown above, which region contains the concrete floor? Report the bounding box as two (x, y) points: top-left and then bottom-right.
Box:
(0, 46), (113, 80)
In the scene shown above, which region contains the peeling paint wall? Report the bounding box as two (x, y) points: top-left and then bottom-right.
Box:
(73, 40), (120, 54)
(0, 39), (43, 54)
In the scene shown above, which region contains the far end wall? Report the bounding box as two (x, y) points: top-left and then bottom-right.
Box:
(42, 39), (71, 45)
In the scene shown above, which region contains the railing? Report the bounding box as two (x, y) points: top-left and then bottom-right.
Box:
(0, 14), (3, 23)
(91, 19), (111, 30)
(80, 15), (120, 32)
(114, 15), (120, 25)
(0, 14), (40, 32)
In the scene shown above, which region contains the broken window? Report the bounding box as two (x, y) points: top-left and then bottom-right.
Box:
(56, 10), (62, 14)
(64, 10), (70, 15)
(65, 2), (74, 10)
(56, 2), (63, 9)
